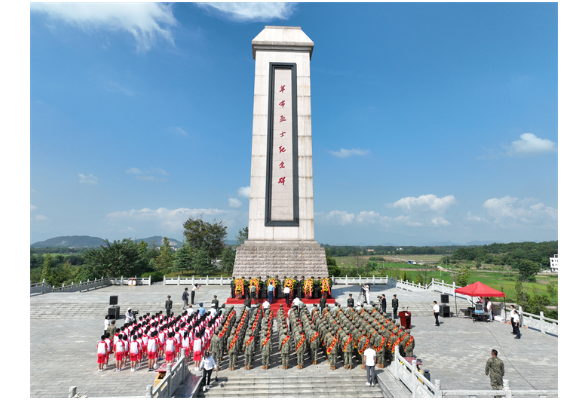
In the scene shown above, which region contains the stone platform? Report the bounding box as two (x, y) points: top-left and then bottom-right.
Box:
(232, 240), (328, 278)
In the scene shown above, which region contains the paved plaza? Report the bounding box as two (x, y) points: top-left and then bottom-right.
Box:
(30, 282), (558, 397)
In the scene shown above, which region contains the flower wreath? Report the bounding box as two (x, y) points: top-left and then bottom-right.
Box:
(234, 278), (245, 294)
(320, 278), (331, 295)
(249, 278), (260, 293)
(284, 278), (297, 291)
(266, 277), (279, 289)
(303, 278), (314, 296)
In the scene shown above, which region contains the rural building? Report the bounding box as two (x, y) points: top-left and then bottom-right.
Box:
(549, 254), (558, 273)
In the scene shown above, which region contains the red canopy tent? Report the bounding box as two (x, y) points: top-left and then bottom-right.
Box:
(455, 281), (505, 297)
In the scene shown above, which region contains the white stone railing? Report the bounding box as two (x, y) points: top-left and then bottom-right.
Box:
(32, 276), (151, 295)
(388, 345), (558, 398)
(109, 276), (151, 285)
(163, 275), (228, 285)
(393, 278), (431, 292)
(332, 275), (389, 285)
(518, 306), (558, 336)
(146, 349), (190, 398)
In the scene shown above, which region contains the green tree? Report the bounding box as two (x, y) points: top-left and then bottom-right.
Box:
(546, 281), (557, 303)
(173, 244), (193, 272)
(154, 237), (174, 272)
(192, 245), (211, 275)
(220, 247), (235, 274)
(236, 227), (248, 246)
(183, 215), (228, 260)
(517, 259), (540, 282)
(514, 279), (524, 304)
(455, 265), (470, 287)
(41, 253), (56, 284)
(84, 239), (149, 278)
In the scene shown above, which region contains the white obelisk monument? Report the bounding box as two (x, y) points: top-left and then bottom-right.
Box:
(232, 26), (328, 278)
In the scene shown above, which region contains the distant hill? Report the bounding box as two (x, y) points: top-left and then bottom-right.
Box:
(134, 236), (181, 247)
(31, 235), (182, 248)
(465, 240), (496, 246)
(31, 235), (106, 248)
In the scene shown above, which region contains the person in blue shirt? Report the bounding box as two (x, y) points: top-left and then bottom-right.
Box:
(268, 282), (275, 304)
(198, 302), (206, 316)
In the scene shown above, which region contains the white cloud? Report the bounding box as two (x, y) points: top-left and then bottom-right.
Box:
(107, 207), (230, 231)
(483, 196), (558, 226)
(78, 173), (98, 184)
(237, 186), (251, 198)
(35, 215), (48, 221)
(507, 133), (557, 156)
(329, 148), (370, 158)
(127, 167), (168, 180)
(323, 210), (356, 225)
(466, 211), (486, 222)
(228, 198), (243, 208)
(431, 217), (451, 226)
(197, 3), (296, 22)
(170, 126), (188, 136)
(386, 194), (456, 213)
(30, 204), (37, 211)
(30, 3), (177, 52)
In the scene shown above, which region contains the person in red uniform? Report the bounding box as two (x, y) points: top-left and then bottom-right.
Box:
(97, 335), (107, 372)
(165, 332), (176, 363)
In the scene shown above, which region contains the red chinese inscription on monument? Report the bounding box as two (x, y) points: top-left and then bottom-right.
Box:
(280, 131), (286, 137)
(280, 85), (286, 93)
(279, 115), (287, 122)
(279, 162), (285, 169)
(278, 177), (286, 185)
(279, 100), (285, 108)
(279, 146), (286, 153)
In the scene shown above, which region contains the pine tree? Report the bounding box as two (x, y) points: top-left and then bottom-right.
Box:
(154, 237), (174, 272)
(173, 244), (193, 272)
(41, 253), (54, 285)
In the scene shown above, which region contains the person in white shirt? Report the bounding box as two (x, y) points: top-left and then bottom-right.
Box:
(293, 297), (300, 307)
(363, 344), (377, 386)
(187, 305), (195, 316)
(512, 310), (521, 339)
(508, 305), (516, 334)
(486, 297), (493, 321)
(262, 299), (270, 311)
(199, 351), (218, 391)
(209, 307), (217, 317)
(104, 316), (111, 333)
(191, 283), (199, 305)
(433, 301), (440, 326)
(363, 284), (371, 304)
(283, 285), (291, 307)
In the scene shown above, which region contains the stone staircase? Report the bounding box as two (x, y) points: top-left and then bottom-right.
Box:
(233, 240), (329, 278)
(198, 374), (384, 398)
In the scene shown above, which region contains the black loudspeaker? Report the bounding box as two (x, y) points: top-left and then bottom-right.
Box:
(441, 305), (450, 317)
(109, 296), (118, 305)
(108, 306), (120, 320)
(440, 294), (449, 304)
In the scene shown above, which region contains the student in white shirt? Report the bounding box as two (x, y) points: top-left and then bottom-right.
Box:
(199, 351), (218, 391)
(283, 285), (291, 307)
(187, 305), (195, 316)
(486, 297), (493, 321)
(512, 310), (521, 339)
(508, 305), (516, 334)
(363, 344), (377, 386)
(433, 301), (440, 326)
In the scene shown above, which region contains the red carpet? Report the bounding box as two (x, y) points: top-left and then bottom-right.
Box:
(224, 297), (335, 313)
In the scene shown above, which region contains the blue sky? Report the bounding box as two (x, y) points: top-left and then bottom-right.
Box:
(29, 2), (558, 246)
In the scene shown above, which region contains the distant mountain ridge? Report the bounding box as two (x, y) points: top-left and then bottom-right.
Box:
(31, 235), (181, 248)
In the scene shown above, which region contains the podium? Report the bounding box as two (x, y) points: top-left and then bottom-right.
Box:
(399, 311), (412, 329)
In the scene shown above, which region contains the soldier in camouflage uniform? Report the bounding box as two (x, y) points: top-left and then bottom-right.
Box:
(403, 329), (415, 357)
(279, 329), (291, 369)
(485, 349), (505, 396)
(307, 326), (319, 364)
(210, 328), (222, 369)
(227, 328), (238, 370)
(242, 328), (255, 370)
(260, 327), (272, 369)
(326, 333), (338, 370)
(342, 331), (354, 369)
(294, 327), (306, 369)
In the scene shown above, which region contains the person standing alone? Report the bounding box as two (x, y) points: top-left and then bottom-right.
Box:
(381, 294), (387, 315)
(485, 349), (504, 393)
(268, 281), (275, 304)
(508, 305), (516, 334)
(191, 283), (199, 305)
(165, 296), (173, 317)
(391, 295), (399, 319)
(363, 343), (377, 387)
(182, 288), (189, 310)
(433, 301), (440, 326)
(512, 310), (521, 339)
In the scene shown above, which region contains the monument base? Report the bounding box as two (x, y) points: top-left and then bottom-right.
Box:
(232, 240), (329, 278)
